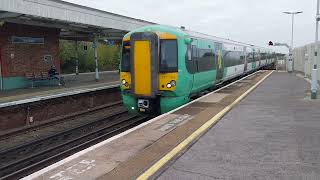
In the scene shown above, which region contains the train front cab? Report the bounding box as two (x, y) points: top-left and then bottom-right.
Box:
(120, 31), (188, 115)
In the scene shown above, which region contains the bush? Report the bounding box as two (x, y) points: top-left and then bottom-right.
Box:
(59, 40), (120, 74)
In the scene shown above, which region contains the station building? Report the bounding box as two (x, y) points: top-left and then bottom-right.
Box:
(0, 22), (60, 90)
(0, 0), (154, 90)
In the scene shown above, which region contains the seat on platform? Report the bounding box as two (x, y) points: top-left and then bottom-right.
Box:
(24, 71), (61, 88)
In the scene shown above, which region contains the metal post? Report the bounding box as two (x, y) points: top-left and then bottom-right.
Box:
(287, 14), (294, 73)
(75, 41), (79, 75)
(93, 35), (99, 81)
(305, 53), (309, 78)
(291, 14), (294, 72)
(291, 14), (294, 49)
(283, 11), (303, 72)
(288, 47), (293, 72)
(288, 14), (295, 73)
(311, 0), (319, 99)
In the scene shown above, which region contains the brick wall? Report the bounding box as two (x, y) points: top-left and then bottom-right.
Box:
(0, 22), (60, 78)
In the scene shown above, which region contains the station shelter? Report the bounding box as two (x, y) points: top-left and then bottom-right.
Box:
(0, 22), (60, 90)
(0, 0), (154, 90)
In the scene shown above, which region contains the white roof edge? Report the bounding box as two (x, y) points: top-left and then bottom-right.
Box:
(184, 29), (272, 50)
(55, 0), (155, 25)
(0, 0), (156, 31)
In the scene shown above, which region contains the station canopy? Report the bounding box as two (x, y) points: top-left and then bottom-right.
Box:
(0, 0), (156, 42)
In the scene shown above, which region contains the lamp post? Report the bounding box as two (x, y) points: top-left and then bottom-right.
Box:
(312, 0), (320, 99)
(283, 11), (303, 72)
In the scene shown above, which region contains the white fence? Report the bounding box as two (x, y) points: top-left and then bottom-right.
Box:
(293, 42), (320, 82)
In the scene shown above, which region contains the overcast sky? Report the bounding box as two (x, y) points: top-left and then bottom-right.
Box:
(65, 0), (315, 53)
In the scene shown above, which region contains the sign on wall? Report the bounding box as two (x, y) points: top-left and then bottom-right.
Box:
(9, 36), (44, 44)
(44, 55), (53, 64)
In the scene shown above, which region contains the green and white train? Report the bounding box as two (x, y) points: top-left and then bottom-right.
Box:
(120, 25), (276, 115)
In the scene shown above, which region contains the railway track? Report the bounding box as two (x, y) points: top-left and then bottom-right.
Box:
(0, 110), (150, 179)
(0, 101), (123, 141)
(0, 86), (121, 132)
(0, 71), (267, 179)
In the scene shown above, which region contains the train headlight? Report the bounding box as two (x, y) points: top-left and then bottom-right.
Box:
(121, 79), (129, 87)
(166, 83), (172, 88)
(170, 80), (176, 87)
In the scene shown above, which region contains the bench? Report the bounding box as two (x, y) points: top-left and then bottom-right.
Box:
(25, 72), (65, 88)
(25, 72), (36, 88)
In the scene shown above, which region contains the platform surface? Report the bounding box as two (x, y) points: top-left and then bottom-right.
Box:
(157, 72), (320, 179)
(25, 71), (270, 180)
(0, 71), (119, 107)
(25, 71), (320, 180)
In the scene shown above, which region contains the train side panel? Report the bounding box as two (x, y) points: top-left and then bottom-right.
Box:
(159, 38), (192, 113)
(190, 38), (217, 94)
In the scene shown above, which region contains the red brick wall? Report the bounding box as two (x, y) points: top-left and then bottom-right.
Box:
(0, 23), (60, 78)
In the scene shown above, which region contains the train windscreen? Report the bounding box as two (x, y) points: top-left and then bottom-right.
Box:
(160, 40), (178, 72)
(121, 41), (130, 72)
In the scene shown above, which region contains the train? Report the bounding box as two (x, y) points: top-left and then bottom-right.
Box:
(120, 25), (277, 115)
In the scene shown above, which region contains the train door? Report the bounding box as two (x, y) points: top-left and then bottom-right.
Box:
(215, 43), (224, 83)
(259, 50), (262, 67)
(243, 46), (247, 72)
(190, 39), (198, 92)
(252, 49), (256, 70)
(185, 43), (195, 93)
(130, 32), (159, 97)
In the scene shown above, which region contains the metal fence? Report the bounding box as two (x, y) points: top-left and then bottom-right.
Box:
(293, 42), (320, 82)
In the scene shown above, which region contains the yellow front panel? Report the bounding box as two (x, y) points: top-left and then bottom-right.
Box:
(159, 73), (178, 91)
(120, 72), (131, 90)
(134, 41), (152, 96)
(157, 32), (177, 40)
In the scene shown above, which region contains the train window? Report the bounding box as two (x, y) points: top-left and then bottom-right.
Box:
(186, 46), (192, 61)
(247, 52), (253, 63)
(185, 45), (196, 74)
(192, 45), (198, 59)
(197, 49), (215, 72)
(121, 41), (130, 72)
(160, 40), (178, 72)
(224, 51), (243, 67)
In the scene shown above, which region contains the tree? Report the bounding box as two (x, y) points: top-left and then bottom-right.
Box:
(59, 40), (120, 74)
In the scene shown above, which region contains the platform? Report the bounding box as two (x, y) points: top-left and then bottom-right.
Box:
(24, 71), (320, 180)
(156, 72), (320, 179)
(0, 71), (119, 108)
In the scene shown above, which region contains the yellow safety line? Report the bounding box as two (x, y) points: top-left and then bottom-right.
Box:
(137, 70), (274, 180)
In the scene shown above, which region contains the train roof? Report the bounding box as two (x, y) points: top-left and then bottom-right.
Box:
(183, 29), (272, 51)
(124, 25), (274, 53)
